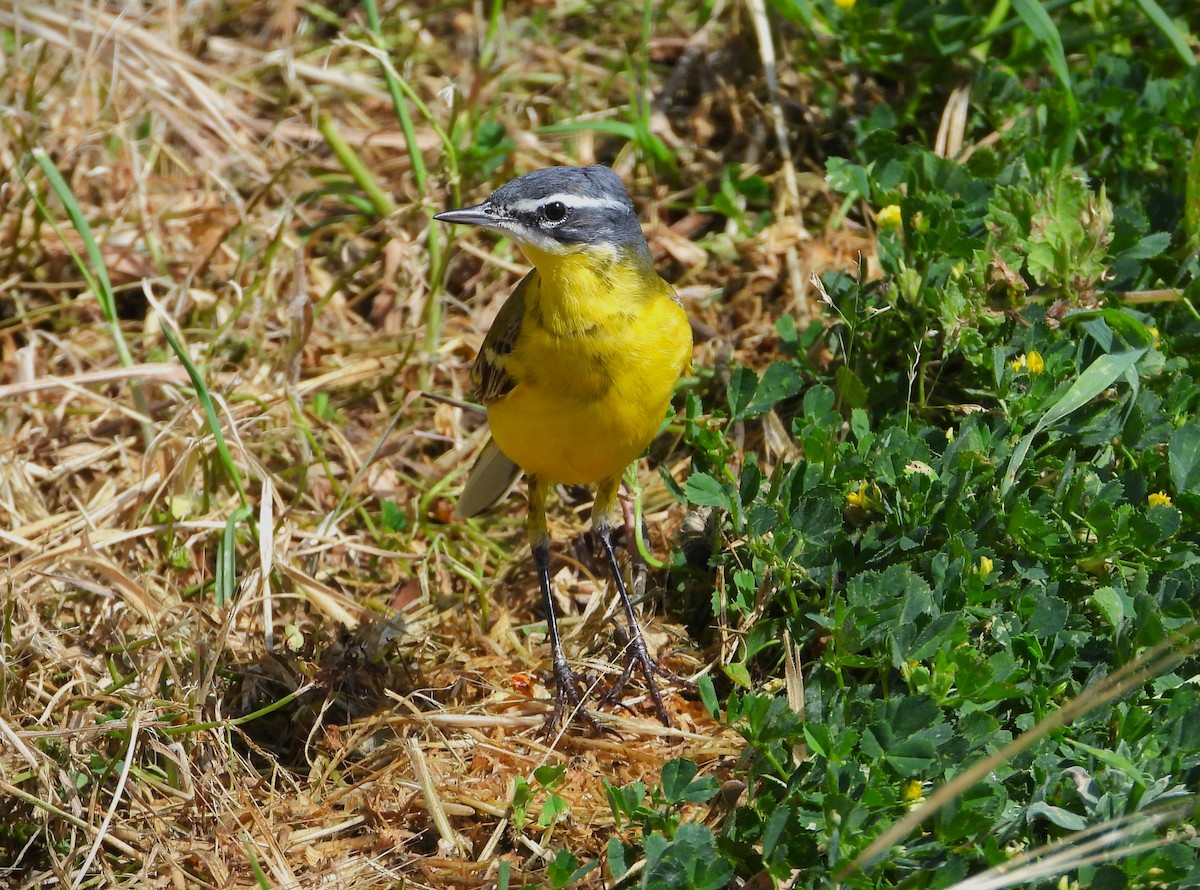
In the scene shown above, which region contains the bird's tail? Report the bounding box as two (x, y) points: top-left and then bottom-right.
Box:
(454, 437), (523, 519)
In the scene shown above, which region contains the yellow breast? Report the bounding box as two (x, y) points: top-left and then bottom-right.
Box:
(486, 249), (691, 485)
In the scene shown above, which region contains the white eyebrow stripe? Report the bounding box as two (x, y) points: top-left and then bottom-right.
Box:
(506, 193), (630, 214)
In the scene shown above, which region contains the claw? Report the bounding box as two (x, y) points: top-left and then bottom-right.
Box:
(593, 527), (692, 727)
(543, 655), (604, 733)
(602, 623), (694, 724)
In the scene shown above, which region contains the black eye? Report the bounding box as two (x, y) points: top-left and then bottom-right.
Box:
(542, 201), (568, 223)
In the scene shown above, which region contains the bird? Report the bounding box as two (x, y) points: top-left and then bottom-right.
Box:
(435, 165), (693, 729)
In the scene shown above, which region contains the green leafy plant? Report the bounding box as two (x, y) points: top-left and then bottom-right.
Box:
(605, 758), (726, 888)
(511, 764), (571, 835)
(667, 24), (1200, 872)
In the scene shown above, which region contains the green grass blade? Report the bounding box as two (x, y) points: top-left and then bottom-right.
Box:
(217, 510), (239, 607)
(1002, 347), (1147, 495)
(1010, 0), (1078, 165)
(1010, 0), (1070, 90)
(1132, 0), (1197, 69)
(362, 0), (429, 192)
(975, 0), (1012, 59)
(30, 149), (122, 344)
(244, 835), (271, 890)
(162, 681), (317, 735)
(539, 120), (639, 139)
(26, 148), (153, 443)
(316, 112), (396, 219)
(353, 4), (459, 357)
(1187, 121), (1200, 244)
(158, 321), (255, 526)
(215, 505), (252, 607)
(1061, 307), (1155, 350)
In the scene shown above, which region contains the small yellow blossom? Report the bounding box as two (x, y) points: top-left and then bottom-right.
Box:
(1148, 491), (1173, 508)
(847, 482), (871, 509)
(902, 779), (924, 802)
(1148, 326), (1161, 347)
(978, 556), (994, 580)
(1026, 350), (1045, 375)
(1010, 354), (1026, 373)
(833, 0), (856, 10)
(950, 259), (966, 279)
(876, 203), (902, 229)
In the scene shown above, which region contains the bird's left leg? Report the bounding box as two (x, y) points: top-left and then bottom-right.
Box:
(591, 475), (682, 726)
(528, 476), (601, 732)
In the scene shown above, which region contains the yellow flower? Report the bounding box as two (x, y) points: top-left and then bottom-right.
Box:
(1147, 326), (1161, 347)
(876, 204), (902, 229)
(1148, 491), (1173, 508)
(1011, 354), (1026, 373)
(833, 0), (856, 9)
(978, 556), (993, 580)
(902, 779), (924, 802)
(847, 482), (870, 509)
(1026, 350), (1045, 375)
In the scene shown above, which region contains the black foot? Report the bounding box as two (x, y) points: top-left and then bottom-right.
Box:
(603, 624), (695, 726)
(543, 656), (604, 734)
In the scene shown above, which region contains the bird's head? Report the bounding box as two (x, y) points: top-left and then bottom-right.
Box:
(435, 165), (652, 267)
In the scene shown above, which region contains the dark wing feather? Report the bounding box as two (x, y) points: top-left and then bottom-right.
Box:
(471, 270), (535, 405)
(454, 438), (523, 518)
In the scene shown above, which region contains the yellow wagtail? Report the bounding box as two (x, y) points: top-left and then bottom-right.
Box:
(436, 165), (693, 728)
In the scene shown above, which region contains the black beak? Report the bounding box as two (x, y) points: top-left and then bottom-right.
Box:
(434, 202), (506, 228)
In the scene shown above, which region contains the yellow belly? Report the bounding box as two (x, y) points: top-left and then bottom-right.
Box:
(487, 296), (691, 485)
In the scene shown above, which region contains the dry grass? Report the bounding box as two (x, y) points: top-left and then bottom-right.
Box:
(0, 1), (877, 886)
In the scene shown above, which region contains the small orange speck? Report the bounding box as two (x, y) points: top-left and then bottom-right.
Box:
(431, 499), (456, 523)
(512, 672), (536, 697)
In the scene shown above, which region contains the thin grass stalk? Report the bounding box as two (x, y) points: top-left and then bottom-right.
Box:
(479, 0), (505, 70)
(362, 0), (427, 191)
(0, 778), (137, 857)
(624, 462), (667, 569)
(946, 798), (1195, 890)
(841, 621), (1200, 878)
(975, 0), (1011, 60)
(1132, 0), (1197, 69)
(70, 711), (140, 888)
(243, 836), (271, 889)
(209, 210), (293, 352)
(156, 320), (257, 543)
(25, 149), (153, 445)
(162, 683), (318, 736)
(316, 112), (397, 219)
(360, 0), (449, 361)
(349, 19), (464, 361)
(1186, 120), (1200, 246)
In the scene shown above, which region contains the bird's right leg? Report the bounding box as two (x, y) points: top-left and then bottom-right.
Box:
(527, 476), (600, 731)
(590, 475), (691, 727)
